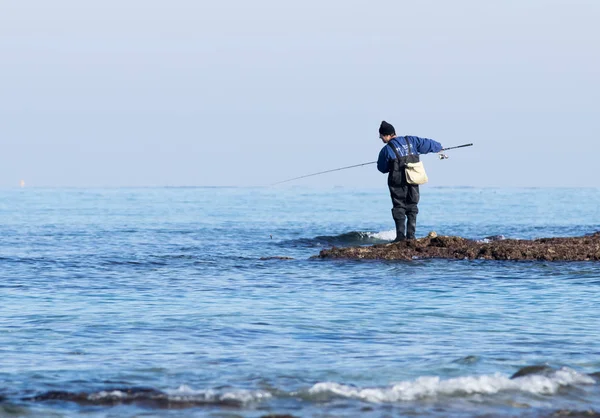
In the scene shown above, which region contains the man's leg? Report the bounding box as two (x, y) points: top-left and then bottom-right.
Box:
(405, 185), (420, 240)
(390, 185), (408, 242)
(406, 212), (418, 240)
(392, 206), (406, 242)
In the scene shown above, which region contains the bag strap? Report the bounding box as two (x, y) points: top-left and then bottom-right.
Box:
(404, 136), (413, 156)
(387, 141), (402, 160)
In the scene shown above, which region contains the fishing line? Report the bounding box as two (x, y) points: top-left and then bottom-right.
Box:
(271, 143), (473, 186)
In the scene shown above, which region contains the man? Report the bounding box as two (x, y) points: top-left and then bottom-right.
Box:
(377, 121), (442, 242)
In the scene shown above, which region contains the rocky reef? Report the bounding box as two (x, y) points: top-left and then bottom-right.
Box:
(317, 232), (600, 261)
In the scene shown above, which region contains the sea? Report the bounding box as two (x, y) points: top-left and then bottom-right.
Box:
(1, 187), (600, 418)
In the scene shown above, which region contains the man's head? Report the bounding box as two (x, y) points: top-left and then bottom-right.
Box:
(379, 120), (396, 143)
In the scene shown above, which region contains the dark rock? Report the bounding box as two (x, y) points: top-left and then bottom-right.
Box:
(550, 410), (600, 417)
(454, 355), (480, 365)
(23, 387), (165, 405)
(22, 387), (243, 408)
(260, 256), (295, 261)
(510, 365), (556, 379)
(260, 415), (298, 418)
(23, 390), (89, 402)
(316, 232), (600, 261)
(361, 406), (375, 412)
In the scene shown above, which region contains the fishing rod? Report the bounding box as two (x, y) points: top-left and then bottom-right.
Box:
(438, 142), (473, 160)
(272, 161), (377, 185)
(441, 143), (473, 151)
(271, 143), (473, 186)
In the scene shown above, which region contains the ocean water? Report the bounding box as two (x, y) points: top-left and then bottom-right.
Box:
(1, 187), (600, 418)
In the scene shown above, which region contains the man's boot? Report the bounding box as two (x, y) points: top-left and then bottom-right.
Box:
(406, 213), (417, 240)
(393, 217), (406, 242)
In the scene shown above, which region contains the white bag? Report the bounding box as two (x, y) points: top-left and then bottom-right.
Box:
(405, 161), (428, 185)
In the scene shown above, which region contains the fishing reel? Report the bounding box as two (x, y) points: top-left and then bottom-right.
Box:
(438, 153), (449, 160)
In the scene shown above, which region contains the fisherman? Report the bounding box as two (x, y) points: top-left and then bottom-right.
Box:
(377, 121), (443, 241)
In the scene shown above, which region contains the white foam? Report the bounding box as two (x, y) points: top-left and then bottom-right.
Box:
(165, 385), (272, 404)
(88, 390), (127, 401)
(477, 235), (507, 243)
(85, 386), (271, 405)
(308, 368), (594, 403)
(368, 230), (396, 242)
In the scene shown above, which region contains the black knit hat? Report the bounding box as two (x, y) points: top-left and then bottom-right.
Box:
(379, 121), (395, 136)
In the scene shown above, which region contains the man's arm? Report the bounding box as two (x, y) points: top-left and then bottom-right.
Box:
(377, 146), (391, 173)
(411, 136), (443, 154)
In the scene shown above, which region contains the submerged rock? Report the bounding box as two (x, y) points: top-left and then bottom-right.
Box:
(317, 232), (600, 261)
(550, 410), (600, 417)
(453, 355), (480, 365)
(22, 387), (245, 408)
(510, 365), (556, 379)
(261, 415), (298, 418)
(259, 256), (295, 261)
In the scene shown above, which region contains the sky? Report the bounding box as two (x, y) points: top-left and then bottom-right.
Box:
(1, 0), (598, 188)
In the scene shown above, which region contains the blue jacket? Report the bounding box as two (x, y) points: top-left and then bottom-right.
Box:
(377, 136), (443, 173)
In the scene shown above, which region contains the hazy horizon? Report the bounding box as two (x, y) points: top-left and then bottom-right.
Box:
(2, 1), (598, 188)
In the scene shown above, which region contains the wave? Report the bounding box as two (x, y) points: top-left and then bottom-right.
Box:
(282, 230), (395, 247)
(477, 235), (507, 243)
(22, 385), (271, 408)
(306, 367), (596, 403)
(281, 231), (517, 248)
(17, 367), (599, 410)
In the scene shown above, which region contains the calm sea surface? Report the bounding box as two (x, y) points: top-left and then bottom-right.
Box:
(1, 187), (600, 417)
